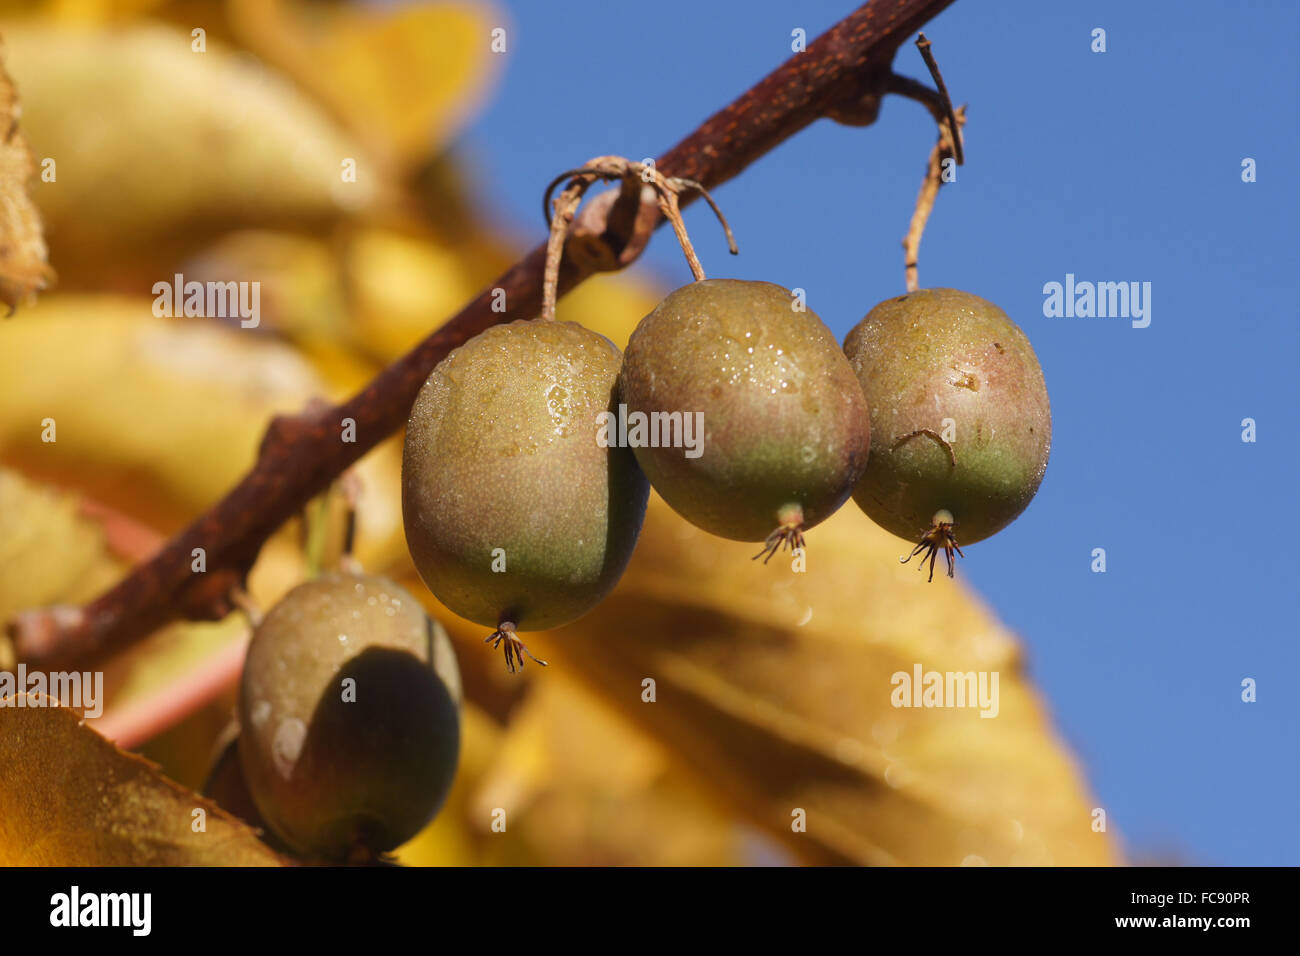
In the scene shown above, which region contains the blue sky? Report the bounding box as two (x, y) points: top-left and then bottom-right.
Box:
(459, 0), (1300, 865)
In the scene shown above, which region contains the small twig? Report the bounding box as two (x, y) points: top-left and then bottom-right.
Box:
(668, 178), (739, 256)
(542, 170), (737, 258)
(540, 170), (593, 321)
(229, 586), (263, 629)
(302, 494), (332, 579)
(655, 181), (706, 281)
(338, 471), (362, 576)
(540, 167), (600, 229)
(881, 72), (948, 124)
(902, 103), (965, 292)
(542, 158), (735, 290)
(897, 33), (966, 293)
(914, 33), (963, 165)
(302, 469), (364, 577)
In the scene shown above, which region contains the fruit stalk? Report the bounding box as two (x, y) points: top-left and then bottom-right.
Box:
(8, 0), (959, 671)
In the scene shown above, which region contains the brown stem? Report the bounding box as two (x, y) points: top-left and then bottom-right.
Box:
(881, 72), (948, 124)
(667, 178), (739, 256)
(8, 0), (957, 671)
(895, 34), (966, 293)
(914, 34), (964, 165)
(901, 103), (965, 293)
(540, 170), (594, 321)
(543, 158), (731, 286)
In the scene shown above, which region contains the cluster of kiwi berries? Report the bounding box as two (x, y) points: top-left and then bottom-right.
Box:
(217, 157), (1050, 863)
(401, 157), (1052, 670)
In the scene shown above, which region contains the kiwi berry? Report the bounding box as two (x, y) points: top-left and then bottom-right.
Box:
(843, 288), (1051, 579)
(402, 319), (649, 670)
(237, 573), (461, 862)
(618, 278), (870, 560)
(202, 722), (271, 835)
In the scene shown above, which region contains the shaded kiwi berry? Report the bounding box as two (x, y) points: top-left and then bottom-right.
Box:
(237, 573), (461, 862)
(402, 319), (649, 671)
(843, 288), (1051, 578)
(619, 279), (870, 559)
(202, 722), (273, 837)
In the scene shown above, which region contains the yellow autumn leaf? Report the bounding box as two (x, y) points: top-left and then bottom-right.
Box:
(0, 468), (123, 619)
(183, 229), (350, 346)
(228, 0), (502, 171)
(342, 225), (664, 364)
(0, 293), (403, 573)
(342, 224), (495, 361)
(2, 0), (167, 21)
(0, 20), (380, 277)
(0, 695), (285, 864)
(0, 295), (327, 526)
(465, 672), (747, 865)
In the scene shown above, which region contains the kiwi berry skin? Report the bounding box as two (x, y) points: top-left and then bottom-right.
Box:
(203, 723), (271, 836)
(402, 319), (649, 631)
(844, 288), (1051, 545)
(237, 573), (461, 861)
(619, 279), (870, 542)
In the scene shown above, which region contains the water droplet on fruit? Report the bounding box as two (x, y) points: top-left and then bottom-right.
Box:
(545, 382), (572, 435)
(272, 718), (306, 778)
(250, 700), (271, 728)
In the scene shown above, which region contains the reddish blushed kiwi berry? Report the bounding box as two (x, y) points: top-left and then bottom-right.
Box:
(237, 573), (461, 861)
(402, 319), (649, 670)
(843, 288), (1051, 578)
(618, 279), (871, 560)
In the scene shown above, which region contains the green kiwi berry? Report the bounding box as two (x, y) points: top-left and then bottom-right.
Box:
(843, 288), (1051, 578)
(618, 279), (870, 559)
(237, 573), (461, 861)
(402, 319), (649, 670)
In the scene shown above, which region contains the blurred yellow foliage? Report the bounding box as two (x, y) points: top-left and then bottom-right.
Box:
(0, 297), (327, 525)
(228, 0), (503, 172)
(0, 20), (379, 281)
